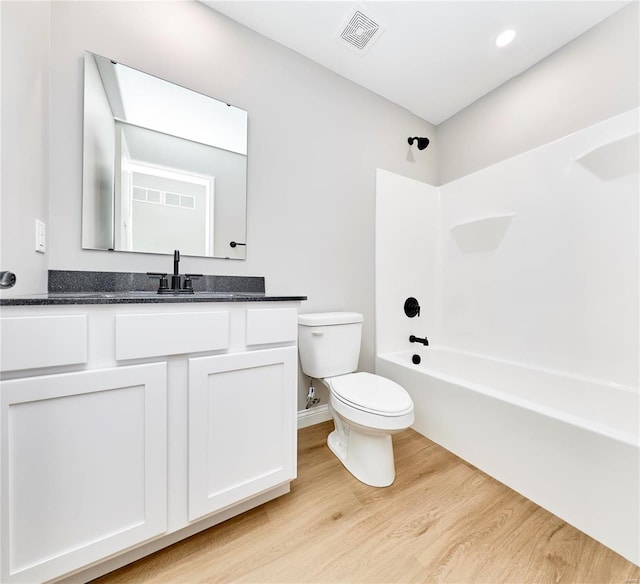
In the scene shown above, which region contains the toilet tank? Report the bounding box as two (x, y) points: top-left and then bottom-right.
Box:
(298, 312), (363, 379)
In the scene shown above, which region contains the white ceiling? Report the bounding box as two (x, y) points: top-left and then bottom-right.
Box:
(201, 1), (630, 125)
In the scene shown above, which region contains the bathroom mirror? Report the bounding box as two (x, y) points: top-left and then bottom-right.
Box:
(82, 51), (248, 259)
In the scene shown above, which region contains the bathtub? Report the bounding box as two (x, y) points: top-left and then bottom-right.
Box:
(376, 348), (640, 566)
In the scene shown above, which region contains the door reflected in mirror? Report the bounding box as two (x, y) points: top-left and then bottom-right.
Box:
(82, 51), (248, 259)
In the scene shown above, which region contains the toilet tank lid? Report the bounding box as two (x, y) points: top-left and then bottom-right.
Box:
(298, 312), (363, 326)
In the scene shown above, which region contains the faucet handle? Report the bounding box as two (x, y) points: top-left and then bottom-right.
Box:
(182, 273), (202, 292)
(147, 272), (169, 292)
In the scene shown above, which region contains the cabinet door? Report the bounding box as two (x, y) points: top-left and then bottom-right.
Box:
(188, 347), (297, 521)
(0, 364), (167, 584)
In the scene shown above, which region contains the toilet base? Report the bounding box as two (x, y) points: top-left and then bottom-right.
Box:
(327, 419), (396, 488)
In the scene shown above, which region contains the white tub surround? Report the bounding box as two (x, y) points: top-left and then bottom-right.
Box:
(377, 108), (639, 387)
(375, 109), (640, 566)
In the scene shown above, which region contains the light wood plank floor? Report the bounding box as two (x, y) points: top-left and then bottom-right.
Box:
(95, 421), (640, 583)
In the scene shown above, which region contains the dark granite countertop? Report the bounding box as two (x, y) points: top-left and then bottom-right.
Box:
(0, 292), (307, 306)
(0, 270), (307, 306)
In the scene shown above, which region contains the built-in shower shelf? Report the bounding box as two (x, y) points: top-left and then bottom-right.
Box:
(574, 133), (639, 180)
(449, 213), (515, 253)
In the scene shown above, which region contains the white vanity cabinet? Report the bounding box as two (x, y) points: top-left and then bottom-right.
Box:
(0, 364), (168, 584)
(0, 301), (300, 584)
(188, 346), (297, 520)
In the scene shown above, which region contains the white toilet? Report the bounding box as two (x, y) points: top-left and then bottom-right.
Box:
(298, 312), (414, 487)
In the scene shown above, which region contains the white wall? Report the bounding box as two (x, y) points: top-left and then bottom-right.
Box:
(437, 2), (639, 184)
(0, 1), (50, 297)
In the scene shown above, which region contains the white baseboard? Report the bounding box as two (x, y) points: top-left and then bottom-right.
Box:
(297, 404), (332, 429)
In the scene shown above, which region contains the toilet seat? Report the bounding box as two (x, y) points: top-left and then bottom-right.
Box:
(327, 372), (413, 417)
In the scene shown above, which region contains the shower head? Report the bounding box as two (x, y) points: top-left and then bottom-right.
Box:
(408, 136), (429, 150)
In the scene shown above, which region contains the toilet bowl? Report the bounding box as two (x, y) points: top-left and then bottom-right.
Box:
(297, 312), (414, 487)
(322, 372), (414, 487)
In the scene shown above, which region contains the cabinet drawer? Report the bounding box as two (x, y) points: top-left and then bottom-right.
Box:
(245, 308), (297, 346)
(0, 315), (87, 372)
(116, 311), (229, 360)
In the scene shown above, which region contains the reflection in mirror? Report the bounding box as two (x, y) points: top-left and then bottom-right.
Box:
(82, 51), (248, 259)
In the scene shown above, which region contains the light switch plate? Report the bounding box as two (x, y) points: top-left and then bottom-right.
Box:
(35, 219), (46, 253)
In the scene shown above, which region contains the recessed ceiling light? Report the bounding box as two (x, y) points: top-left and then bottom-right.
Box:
(496, 29), (516, 48)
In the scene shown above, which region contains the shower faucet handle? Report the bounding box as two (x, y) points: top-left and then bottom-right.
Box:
(404, 297), (421, 318)
(409, 335), (429, 346)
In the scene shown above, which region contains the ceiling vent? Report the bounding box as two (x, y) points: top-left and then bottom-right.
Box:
(337, 7), (384, 56)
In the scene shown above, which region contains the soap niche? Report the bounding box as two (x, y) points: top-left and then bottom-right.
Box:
(449, 213), (515, 253)
(574, 133), (639, 181)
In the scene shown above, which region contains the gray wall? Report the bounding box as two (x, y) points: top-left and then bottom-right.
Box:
(0, 1), (50, 296)
(47, 1), (436, 409)
(438, 2), (639, 184)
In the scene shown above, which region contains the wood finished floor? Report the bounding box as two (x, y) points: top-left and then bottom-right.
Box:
(95, 421), (640, 584)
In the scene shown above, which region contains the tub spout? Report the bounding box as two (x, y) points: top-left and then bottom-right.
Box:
(409, 335), (429, 346)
